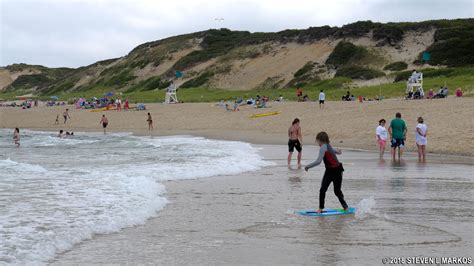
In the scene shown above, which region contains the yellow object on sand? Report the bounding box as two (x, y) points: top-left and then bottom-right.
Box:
(250, 111), (281, 118)
(90, 107), (107, 112)
(90, 107), (119, 112)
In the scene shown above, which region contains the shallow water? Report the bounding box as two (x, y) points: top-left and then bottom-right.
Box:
(0, 129), (271, 264)
(48, 145), (473, 265)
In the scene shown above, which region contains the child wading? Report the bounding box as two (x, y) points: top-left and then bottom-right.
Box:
(305, 132), (348, 213)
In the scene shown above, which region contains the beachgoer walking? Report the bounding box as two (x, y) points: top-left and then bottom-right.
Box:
(288, 118), (303, 168)
(54, 114), (59, 125)
(319, 90), (325, 109)
(415, 117), (428, 162)
(100, 114), (108, 135)
(63, 109), (70, 124)
(376, 119), (388, 160)
(388, 112), (407, 160)
(305, 132), (348, 213)
(13, 128), (20, 147)
(124, 99), (129, 111)
(147, 112), (153, 131)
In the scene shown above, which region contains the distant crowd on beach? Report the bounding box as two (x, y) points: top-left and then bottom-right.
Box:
(405, 70), (464, 100)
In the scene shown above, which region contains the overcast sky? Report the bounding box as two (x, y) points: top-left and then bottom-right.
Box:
(0, 0), (472, 68)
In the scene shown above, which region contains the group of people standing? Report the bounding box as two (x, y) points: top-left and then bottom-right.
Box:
(286, 112), (429, 214)
(376, 112), (428, 162)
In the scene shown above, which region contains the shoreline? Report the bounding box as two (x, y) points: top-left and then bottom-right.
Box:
(17, 127), (474, 164)
(50, 144), (474, 264)
(1, 98), (473, 157)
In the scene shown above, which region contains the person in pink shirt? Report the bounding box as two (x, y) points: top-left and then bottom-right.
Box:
(124, 99), (129, 111)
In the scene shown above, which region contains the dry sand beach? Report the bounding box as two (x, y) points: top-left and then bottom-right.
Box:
(1, 97), (473, 156)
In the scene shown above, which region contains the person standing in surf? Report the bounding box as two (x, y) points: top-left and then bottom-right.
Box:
(415, 117), (428, 162)
(388, 112), (407, 160)
(13, 128), (20, 147)
(376, 119), (388, 160)
(99, 114), (108, 135)
(305, 132), (348, 213)
(288, 118), (303, 168)
(147, 112), (153, 131)
(63, 108), (71, 124)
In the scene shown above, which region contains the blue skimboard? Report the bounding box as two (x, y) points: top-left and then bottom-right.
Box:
(297, 207), (356, 217)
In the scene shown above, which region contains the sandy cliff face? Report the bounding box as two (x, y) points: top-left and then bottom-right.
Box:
(0, 28), (437, 93)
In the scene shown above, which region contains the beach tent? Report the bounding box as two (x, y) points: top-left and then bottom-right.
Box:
(50, 96), (59, 100)
(422, 52), (431, 62)
(104, 92), (114, 97)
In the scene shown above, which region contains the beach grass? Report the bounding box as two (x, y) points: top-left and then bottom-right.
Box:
(1, 72), (473, 103)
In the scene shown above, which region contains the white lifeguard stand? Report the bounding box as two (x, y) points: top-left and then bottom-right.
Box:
(164, 82), (178, 104)
(406, 71), (424, 98)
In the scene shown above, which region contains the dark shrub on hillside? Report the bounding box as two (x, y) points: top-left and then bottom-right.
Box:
(335, 66), (385, 80)
(394, 70), (413, 82)
(103, 70), (136, 86)
(383, 61), (408, 71)
(294, 62), (315, 77)
(425, 37), (474, 67)
(373, 25), (404, 44)
(180, 72), (214, 88)
(326, 42), (367, 68)
(142, 76), (170, 91)
(8, 74), (51, 90)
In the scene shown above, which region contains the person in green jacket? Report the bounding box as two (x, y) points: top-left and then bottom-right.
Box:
(388, 112), (407, 160)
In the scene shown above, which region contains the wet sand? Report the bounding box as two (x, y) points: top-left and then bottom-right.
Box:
(51, 145), (473, 265)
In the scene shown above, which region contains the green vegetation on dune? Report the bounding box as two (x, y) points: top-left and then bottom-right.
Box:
(383, 61), (408, 71)
(335, 66), (385, 80)
(325, 41), (385, 80)
(2, 19), (473, 97)
(326, 42), (368, 68)
(2, 72), (472, 103)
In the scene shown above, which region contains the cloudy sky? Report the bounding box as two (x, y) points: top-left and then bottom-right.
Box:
(0, 0), (472, 68)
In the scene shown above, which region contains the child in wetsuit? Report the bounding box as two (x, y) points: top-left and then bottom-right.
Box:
(304, 132), (348, 213)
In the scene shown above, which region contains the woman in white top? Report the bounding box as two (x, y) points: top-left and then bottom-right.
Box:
(415, 117), (428, 162)
(376, 119), (388, 159)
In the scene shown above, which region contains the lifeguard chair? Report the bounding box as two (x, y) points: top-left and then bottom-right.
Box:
(406, 71), (424, 99)
(165, 82), (178, 104)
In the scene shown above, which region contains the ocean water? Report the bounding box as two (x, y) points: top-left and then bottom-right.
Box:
(0, 129), (272, 264)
